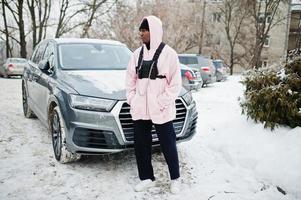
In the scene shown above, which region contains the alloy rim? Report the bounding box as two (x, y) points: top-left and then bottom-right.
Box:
(52, 112), (62, 159)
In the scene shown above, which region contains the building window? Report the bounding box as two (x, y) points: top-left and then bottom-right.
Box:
(216, 35), (221, 45)
(258, 13), (272, 24)
(212, 13), (221, 22)
(264, 35), (270, 47)
(260, 60), (268, 67)
(258, 15), (265, 24)
(266, 14), (272, 24)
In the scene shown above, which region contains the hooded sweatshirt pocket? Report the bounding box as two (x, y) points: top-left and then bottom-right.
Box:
(130, 93), (144, 114)
(150, 78), (166, 108)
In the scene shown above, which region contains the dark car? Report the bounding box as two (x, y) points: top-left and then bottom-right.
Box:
(212, 59), (228, 82)
(22, 38), (198, 163)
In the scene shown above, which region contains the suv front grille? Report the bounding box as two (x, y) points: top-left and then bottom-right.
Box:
(119, 99), (187, 142)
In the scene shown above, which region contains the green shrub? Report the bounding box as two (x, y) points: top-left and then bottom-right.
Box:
(240, 58), (301, 130)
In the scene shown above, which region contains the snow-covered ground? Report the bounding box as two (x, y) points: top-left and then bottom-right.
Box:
(0, 75), (300, 200)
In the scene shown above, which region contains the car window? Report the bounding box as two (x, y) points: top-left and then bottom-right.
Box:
(179, 56), (187, 64)
(179, 56), (198, 65)
(43, 42), (56, 72)
(198, 57), (209, 66)
(58, 43), (132, 70)
(9, 58), (26, 63)
(32, 42), (47, 64)
(31, 46), (40, 62)
(213, 61), (224, 68)
(43, 42), (55, 60)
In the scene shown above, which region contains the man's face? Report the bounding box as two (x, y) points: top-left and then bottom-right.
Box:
(139, 29), (150, 44)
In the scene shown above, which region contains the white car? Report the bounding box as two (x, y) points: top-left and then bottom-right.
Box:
(180, 64), (203, 91)
(0, 57), (27, 78)
(179, 54), (216, 86)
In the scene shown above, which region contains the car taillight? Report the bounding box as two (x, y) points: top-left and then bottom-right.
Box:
(185, 71), (195, 81)
(201, 67), (210, 72)
(8, 63), (13, 68)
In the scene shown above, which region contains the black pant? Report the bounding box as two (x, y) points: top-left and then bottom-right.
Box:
(133, 120), (180, 181)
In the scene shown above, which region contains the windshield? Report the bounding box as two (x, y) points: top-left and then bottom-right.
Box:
(8, 58), (27, 63)
(58, 43), (132, 70)
(179, 56), (198, 65)
(213, 60), (224, 68)
(198, 57), (209, 66)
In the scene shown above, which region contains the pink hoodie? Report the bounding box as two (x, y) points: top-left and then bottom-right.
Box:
(125, 15), (182, 124)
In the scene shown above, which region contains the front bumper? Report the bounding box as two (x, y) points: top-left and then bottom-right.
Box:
(65, 98), (198, 154)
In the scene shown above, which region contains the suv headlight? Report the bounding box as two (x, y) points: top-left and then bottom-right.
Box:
(182, 91), (193, 105)
(68, 94), (116, 112)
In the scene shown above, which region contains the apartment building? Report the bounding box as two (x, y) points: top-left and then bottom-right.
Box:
(288, 1), (301, 52)
(186, 0), (291, 70)
(260, 2), (290, 67)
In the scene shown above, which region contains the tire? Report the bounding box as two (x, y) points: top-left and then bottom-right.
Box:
(51, 106), (81, 163)
(22, 81), (36, 118)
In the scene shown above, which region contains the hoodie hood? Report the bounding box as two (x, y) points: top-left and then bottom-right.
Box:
(140, 16), (163, 50)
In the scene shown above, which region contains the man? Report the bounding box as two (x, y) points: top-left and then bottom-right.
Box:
(125, 15), (182, 194)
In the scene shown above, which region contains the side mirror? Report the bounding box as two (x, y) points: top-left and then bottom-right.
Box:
(38, 59), (50, 72)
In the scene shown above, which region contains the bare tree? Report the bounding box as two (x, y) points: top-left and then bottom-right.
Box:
(55, 0), (86, 38)
(198, 0), (206, 54)
(250, 0), (289, 68)
(27, 0), (51, 48)
(80, 0), (117, 38)
(220, 0), (251, 75)
(104, 0), (198, 52)
(3, 0), (27, 58)
(103, 1), (143, 50)
(154, 0), (199, 53)
(1, 0), (11, 57)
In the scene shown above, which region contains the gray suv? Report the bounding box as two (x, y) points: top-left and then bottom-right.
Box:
(22, 38), (198, 163)
(178, 54), (216, 86)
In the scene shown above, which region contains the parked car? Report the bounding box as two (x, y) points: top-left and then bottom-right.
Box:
(213, 59), (228, 82)
(22, 38), (198, 163)
(180, 63), (203, 91)
(178, 54), (216, 86)
(0, 57), (27, 78)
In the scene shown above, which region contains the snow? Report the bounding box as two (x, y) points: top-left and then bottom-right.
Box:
(54, 38), (126, 46)
(277, 68), (287, 81)
(66, 70), (126, 94)
(0, 75), (300, 200)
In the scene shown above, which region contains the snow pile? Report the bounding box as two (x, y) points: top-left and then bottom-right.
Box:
(67, 70), (126, 94)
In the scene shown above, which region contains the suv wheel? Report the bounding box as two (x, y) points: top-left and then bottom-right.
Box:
(51, 106), (81, 163)
(22, 81), (36, 118)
